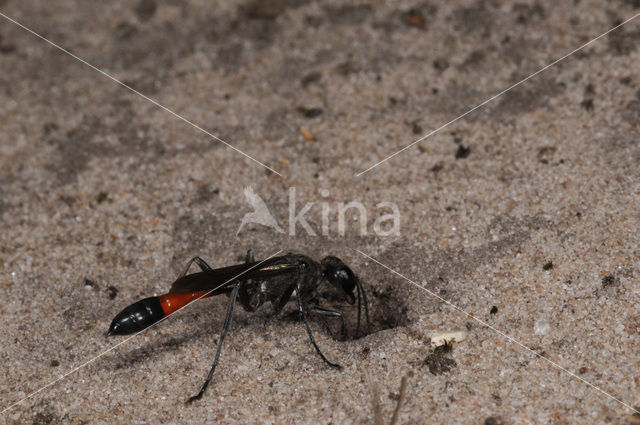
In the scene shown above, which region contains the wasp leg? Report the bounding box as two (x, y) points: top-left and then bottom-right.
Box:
(178, 256), (214, 279)
(297, 289), (342, 369)
(309, 306), (346, 340)
(356, 278), (371, 338)
(186, 280), (242, 404)
(269, 281), (294, 314)
(238, 249), (264, 312)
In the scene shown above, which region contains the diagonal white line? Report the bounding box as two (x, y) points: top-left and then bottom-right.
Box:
(353, 248), (640, 415)
(0, 250), (283, 414)
(355, 11), (640, 177)
(0, 12), (282, 176)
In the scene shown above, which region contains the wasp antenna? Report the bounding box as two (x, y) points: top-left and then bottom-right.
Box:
(358, 278), (371, 334)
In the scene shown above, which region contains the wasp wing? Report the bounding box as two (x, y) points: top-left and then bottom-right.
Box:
(169, 257), (298, 293)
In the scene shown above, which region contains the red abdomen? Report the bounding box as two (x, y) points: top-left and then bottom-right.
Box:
(158, 291), (210, 316)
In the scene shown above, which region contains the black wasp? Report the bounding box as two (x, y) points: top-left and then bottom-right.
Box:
(108, 251), (369, 403)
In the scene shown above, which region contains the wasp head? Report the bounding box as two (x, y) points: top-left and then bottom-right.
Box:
(320, 256), (359, 304)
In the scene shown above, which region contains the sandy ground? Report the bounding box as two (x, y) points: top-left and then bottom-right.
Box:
(1, 0), (640, 424)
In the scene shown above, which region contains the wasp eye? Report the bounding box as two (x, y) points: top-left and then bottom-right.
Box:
(335, 268), (356, 293)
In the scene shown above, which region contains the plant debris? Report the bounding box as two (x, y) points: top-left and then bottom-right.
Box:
(365, 370), (410, 425)
(455, 144), (471, 159)
(423, 341), (457, 375)
(297, 107), (323, 118)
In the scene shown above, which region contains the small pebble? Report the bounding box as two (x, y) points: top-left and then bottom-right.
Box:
(429, 329), (467, 347)
(84, 278), (98, 290)
(534, 320), (551, 336)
